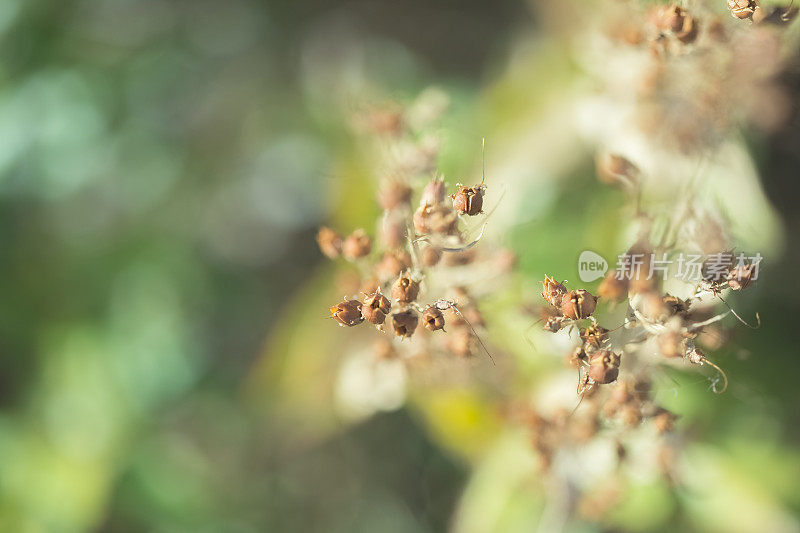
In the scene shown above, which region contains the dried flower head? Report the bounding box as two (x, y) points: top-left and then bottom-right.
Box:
(391, 309), (419, 338)
(561, 289), (598, 319)
(342, 229), (372, 260)
(375, 251), (412, 282)
(581, 324), (610, 350)
(330, 300), (364, 327)
(451, 185), (485, 216)
(420, 245), (442, 267)
(317, 227), (342, 259)
(378, 180), (412, 211)
(541, 275), (568, 308)
(392, 272), (420, 303)
(361, 290), (391, 325)
(422, 306), (446, 331)
(588, 349), (621, 384)
(597, 271), (629, 302)
(420, 177), (447, 207)
(413, 203), (458, 235)
(728, 0), (761, 20)
(727, 263), (757, 290)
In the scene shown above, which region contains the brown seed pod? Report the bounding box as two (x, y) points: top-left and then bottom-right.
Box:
(653, 409), (678, 435)
(657, 330), (686, 358)
(342, 229), (372, 260)
(420, 245), (442, 267)
(420, 177), (447, 207)
(329, 300), (364, 327)
(662, 294), (690, 317)
(378, 216), (407, 250)
(674, 11), (698, 43)
(540, 275), (568, 308)
(413, 203), (458, 235)
(561, 289), (598, 320)
(451, 185), (484, 216)
(597, 271), (629, 302)
(728, 0), (761, 20)
(544, 315), (568, 333)
(588, 349), (620, 384)
(655, 5), (687, 33)
(581, 324), (610, 350)
(378, 180), (412, 211)
(361, 290), (391, 325)
(375, 251), (412, 282)
(422, 306), (446, 331)
(727, 263), (757, 290)
(391, 309), (418, 338)
(619, 404), (642, 427)
(639, 291), (671, 322)
(392, 272), (420, 303)
(359, 277), (380, 297)
(567, 346), (588, 367)
(316, 227), (342, 259)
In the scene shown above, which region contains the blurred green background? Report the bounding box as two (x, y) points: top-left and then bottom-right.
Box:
(1, 0), (800, 531)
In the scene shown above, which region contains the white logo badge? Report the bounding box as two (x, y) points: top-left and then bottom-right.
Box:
(578, 250), (608, 282)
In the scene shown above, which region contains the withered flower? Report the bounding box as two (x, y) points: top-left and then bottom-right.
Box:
(561, 289), (598, 319)
(330, 300), (364, 327)
(391, 310), (419, 338)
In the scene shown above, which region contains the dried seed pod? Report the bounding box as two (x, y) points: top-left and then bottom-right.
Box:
(567, 346), (588, 367)
(657, 330), (686, 358)
(316, 227), (342, 259)
(653, 410), (678, 434)
(662, 294), (690, 317)
(588, 349), (620, 384)
(619, 404), (642, 427)
(420, 177), (447, 207)
(391, 272), (420, 303)
(597, 271), (628, 302)
(541, 275), (568, 308)
(422, 306), (446, 331)
(544, 315), (568, 333)
(413, 203), (458, 235)
(378, 180), (412, 211)
(655, 5), (687, 33)
(378, 217), (407, 250)
(451, 185), (484, 216)
(359, 277), (380, 297)
(561, 289), (598, 320)
(728, 0), (761, 20)
(639, 291), (671, 322)
(391, 309), (418, 338)
(342, 229), (372, 260)
(329, 300), (364, 327)
(727, 263), (757, 290)
(674, 11), (698, 43)
(420, 245), (442, 267)
(581, 324), (610, 350)
(362, 290), (391, 325)
(375, 251), (412, 282)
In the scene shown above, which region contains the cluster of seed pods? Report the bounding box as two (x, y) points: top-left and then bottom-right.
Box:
(318, 101), (505, 362)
